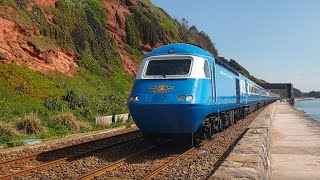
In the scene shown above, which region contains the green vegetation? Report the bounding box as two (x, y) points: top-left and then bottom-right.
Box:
(124, 1), (219, 61)
(126, 7), (165, 47)
(294, 88), (303, 97)
(303, 91), (320, 98)
(178, 18), (219, 57)
(16, 113), (46, 135)
(0, 0), (137, 146)
(26, 36), (57, 54)
(48, 0), (121, 76)
(1, 0), (121, 76)
(0, 63), (133, 145)
(138, 0), (181, 42)
(0, 122), (19, 144)
(228, 59), (266, 84)
(125, 14), (141, 49)
(51, 113), (81, 131)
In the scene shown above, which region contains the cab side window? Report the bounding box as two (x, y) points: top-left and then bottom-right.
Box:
(203, 60), (210, 78)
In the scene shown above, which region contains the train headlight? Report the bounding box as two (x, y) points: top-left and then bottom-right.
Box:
(129, 96), (140, 102)
(186, 95), (193, 101)
(178, 95), (186, 101)
(134, 96), (140, 102)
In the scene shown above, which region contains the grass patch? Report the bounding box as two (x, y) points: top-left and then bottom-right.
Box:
(0, 62), (133, 144)
(26, 36), (57, 54)
(137, 0), (181, 42)
(125, 44), (144, 63)
(0, 122), (19, 136)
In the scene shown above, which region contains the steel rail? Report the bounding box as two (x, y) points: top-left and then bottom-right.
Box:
(75, 140), (171, 180)
(0, 135), (142, 180)
(141, 146), (195, 180)
(0, 155), (38, 168)
(142, 142), (206, 180)
(0, 130), (140, 167)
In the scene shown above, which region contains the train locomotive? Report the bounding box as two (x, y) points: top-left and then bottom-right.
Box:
(128, 43), (280, 146)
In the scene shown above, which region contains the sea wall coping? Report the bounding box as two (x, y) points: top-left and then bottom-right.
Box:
(210, 102), (277, 180)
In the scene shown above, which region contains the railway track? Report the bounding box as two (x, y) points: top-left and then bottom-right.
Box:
(74, 108), (265, 180)
(3, 107), (265, 179)
(74, 138), (203, 180)
(0, 130), (142, 180)
(75, 144), (161, 180)
(141, 143), (202, 180)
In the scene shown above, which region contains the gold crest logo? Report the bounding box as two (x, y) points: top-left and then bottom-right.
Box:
(149, 84), (174, 93)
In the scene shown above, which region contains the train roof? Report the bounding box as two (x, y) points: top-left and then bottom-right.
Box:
(145, 43), (239, 75)
(143, 43), (279, 96)
(145, 43), (213, 58)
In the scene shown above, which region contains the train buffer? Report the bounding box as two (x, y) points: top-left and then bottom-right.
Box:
(271, 102), (320, 179)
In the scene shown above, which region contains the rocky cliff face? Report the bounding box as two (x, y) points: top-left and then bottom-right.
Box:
(103, 0), (177, 76)
(104, 0), (140, 76)
(0, 0), (180, 77)
(0, 3), (77, 76)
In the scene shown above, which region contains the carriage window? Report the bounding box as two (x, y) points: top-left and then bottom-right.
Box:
(145, 59), (191, 76)
(240, 80), (246, 93)
(203, 60), (210, 78)
(248, 85), (253, 93)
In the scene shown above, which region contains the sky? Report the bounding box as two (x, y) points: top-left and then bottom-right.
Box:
(150, 0), (320, 92)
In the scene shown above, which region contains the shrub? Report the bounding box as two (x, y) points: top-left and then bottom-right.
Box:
(0, 122), (19, 136)
(52, 113), (80, 131)
(128, 7), (163, 46)
(78, 121), (91, 129)
(44, 97), (62, 111)
(64, 90), (89, 110)
(26, 36), (57, 54)
(16, 113), (46, 134)
(125, 14), (140, 49)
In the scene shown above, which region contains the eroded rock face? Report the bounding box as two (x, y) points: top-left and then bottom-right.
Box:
(0, 0), (166, 77)
(105, 0), (129, 43)
(0, 17), (78, 76)
(104, 0), (139, 77)
(33, 0), (56, 8)
(103, 0), (166, 77)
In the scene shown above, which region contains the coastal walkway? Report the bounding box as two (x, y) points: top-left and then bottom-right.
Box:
(271, 102), (320, 179)
(212, 101), (320, 179)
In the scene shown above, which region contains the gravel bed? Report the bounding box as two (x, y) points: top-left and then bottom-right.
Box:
(99, 142), (186, 179)
(0, 129), (141, 177)
(17, 139), (149, 180)
(0, 125), (138, 163)
(37, 130), (141, 162)
(0, 159), (43, 176)
(154, 108), (265, 180)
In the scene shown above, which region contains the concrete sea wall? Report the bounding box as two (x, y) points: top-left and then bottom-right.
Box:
(211, 103), (276, 180)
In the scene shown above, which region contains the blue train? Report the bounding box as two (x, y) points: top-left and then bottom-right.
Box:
(128, 43), (279, 145)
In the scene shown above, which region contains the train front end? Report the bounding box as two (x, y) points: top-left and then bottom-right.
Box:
(128, 44), (213, 136)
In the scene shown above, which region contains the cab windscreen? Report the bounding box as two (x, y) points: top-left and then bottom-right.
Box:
(145, 59), (191, 76)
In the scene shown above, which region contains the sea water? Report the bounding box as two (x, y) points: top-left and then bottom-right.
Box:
(295, 98), (320, 122)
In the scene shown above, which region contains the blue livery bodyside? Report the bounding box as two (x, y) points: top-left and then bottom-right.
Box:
(128, 43), (279, 135)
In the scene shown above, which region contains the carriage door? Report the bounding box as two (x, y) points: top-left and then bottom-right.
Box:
(235, 79), (240, 104)
(210, 63), (216, 103)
